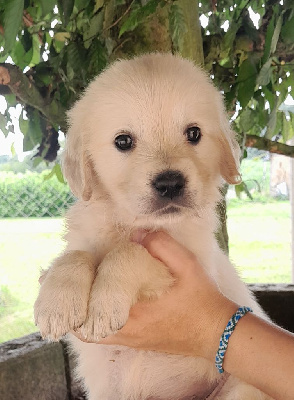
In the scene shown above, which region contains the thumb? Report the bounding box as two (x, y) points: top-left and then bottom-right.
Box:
(133, 230), (197, 280)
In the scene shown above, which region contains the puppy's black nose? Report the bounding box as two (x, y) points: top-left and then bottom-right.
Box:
(152, 170), (185, 199)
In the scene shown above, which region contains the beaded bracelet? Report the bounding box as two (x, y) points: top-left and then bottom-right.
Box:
(215, 306), (253, 374)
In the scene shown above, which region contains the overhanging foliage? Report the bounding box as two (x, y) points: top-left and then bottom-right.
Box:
(0, 0), (293, 162)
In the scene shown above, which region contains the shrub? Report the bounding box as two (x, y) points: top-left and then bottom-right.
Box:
(0, 171), (76, 218)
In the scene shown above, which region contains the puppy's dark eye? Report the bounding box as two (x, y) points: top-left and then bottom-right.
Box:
(115, 134), (133, 151)
(185, 126), (201, 144)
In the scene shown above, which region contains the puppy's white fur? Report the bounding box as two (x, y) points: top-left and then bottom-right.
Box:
(35, 54), (272, 400)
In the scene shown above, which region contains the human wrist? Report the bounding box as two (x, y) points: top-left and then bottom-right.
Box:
(215, 306), (253, 373)
(196, 296), (239, 362)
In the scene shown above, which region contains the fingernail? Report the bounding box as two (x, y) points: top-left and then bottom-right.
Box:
(131, 229), (148, 244)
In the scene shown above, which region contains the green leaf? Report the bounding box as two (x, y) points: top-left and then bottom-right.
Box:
(40, 0), (55, 17)
(43, 167), (55, 181)
(257, 58), (272, 87)
(20, 28), (33, 52)
(220, 21), (240, 61)
(237, 57), (257, 108)
(235, 183), (242, 199)
(0, 113), (7, 134)
(281, 15), (294, 44)
(239, 109), (256, 132)
(119, 0), (158, 37)
(281, 115), (294, 142)
(83, 11), (104, 48)
(235, 182), (253, 200)
(224, 84), (237, 109)
(266, 98), (281, 139)
(257, 104), (268, 127)
(19, 114), (29, 135)
(289, 115), (294, 140)
(262, 10), (275, 64)
(3, 0), (24, 53)
(29, 34), (40, 67)
(5, 94), (17, 107)
(67, 41), (86, 73)
(53, 38), (66, 53)
(273, 111), (283, 138)
(45, 32), (53, 48)
(11, 40), (25, 65)
(263, 86), (275, 111)
(58, 0), (74, 26)
(54, 164), (66, 184)
(119, 5), (140, 37)
(74, 0), (91, 10)
(94, 0), (104, 12)
(44, 164), (66, 184)
(237, 57), (257, 83)
(11, 39), (33, 69)
(54, 32), (71, 42)
(88, 39), (107, 76)
(270, 14), (283, 55)
(23, 110), (43, 151)
(33, 156), (43, 168)
(10, 142), (16, 156)
(238, 78), (256, 109)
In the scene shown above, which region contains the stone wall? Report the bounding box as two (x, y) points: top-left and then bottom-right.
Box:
(0, 285), (293, 400)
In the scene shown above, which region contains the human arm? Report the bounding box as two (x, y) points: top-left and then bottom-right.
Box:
(93, 231), (294, 400)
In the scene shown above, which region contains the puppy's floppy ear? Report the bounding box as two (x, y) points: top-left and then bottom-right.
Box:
(62, 112), (97, 201)
(217, 100), (241, 185)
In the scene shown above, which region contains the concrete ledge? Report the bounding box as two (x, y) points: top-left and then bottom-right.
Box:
(0, 284), (293, 399)
(0, 333), (70, 400)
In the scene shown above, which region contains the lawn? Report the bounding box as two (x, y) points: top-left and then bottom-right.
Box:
(0, 218), (65, 342)
(227, 200), (291, 283)
(0, 201), (292, 343)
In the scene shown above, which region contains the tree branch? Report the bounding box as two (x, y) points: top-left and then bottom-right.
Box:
(0, 64), (66, 131)
(245, 134), (294, 158)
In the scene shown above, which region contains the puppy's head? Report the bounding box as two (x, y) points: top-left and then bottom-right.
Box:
(63, 53), (240, 226)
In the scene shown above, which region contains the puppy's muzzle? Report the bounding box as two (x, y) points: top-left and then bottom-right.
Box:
(152, 170), (185, 200)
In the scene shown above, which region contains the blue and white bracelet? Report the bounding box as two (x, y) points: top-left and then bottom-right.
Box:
(215, 306), (253, 374)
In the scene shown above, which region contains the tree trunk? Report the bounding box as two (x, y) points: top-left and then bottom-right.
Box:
(176, 0), (204, 65)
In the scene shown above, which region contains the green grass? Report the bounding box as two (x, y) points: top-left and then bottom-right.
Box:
(227, 200), (291, 283)
(0, 218), (65, 342)
(0, 201), (292, 342)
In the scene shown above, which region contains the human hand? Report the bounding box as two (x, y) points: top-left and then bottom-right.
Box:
(74, 231), (238, 360)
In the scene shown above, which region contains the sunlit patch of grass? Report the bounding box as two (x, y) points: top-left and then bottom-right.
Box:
(227, 201), (291, 283)
(0, 218), (65, 342)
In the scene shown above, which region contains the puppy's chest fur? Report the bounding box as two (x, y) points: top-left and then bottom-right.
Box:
(65, 200), (218, 270)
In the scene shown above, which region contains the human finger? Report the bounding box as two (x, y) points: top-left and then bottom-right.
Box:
(136, 231), (200, 280)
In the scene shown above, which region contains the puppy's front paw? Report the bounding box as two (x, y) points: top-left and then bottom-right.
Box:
(80, 242), (173, 342)
(80, 285), (131, 341)
(34, 251), (95, 341)
(35, 285), (88, 341)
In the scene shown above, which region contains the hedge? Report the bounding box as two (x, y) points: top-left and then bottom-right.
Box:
(0, 171), (76, 218)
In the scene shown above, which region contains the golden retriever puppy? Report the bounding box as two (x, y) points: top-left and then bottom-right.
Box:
(35, 53), (273, 400)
